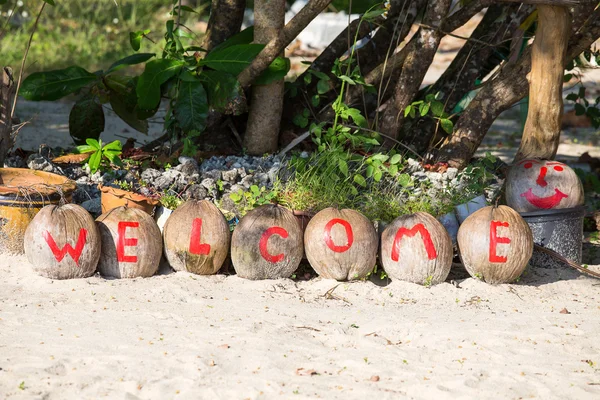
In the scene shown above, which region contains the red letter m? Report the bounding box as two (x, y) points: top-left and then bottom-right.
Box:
(391, 223), (437, 262)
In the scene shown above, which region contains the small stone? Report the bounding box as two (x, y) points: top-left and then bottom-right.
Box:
(64, 166), (85, 180)
(123, 171), (138, 184)
(559, 308), (571, 314)
(154, 175), (175, 190)
(236, 167), (247, 179)
(141, 168), (162, 183)
(255, 173), (269, 185)
(81, 198), (101, 216)
(179, 162), (200, 178)
(222, 169), (239, 182)
(178, 156), (197, 166)
(446, 167), (458, 180)
(240, 175), (254, 188)
(185, 185), (208, 200)
(232, 162), (242, 169)
(4, 155), (26, 168)
(201, 178), (216, 191)
(370, 375), (380, 382)
(203, 169), (222, 181)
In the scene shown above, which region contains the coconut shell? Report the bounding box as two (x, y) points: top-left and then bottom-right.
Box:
(380, 212), (452, 285)
(506, 159), (584, 212)
(24, 204), (101, 279)
(163, 200), (230, 275)
(231, 204), (303, 280)
(96, 206), (162, 278)
(304, 208), (377, 281)
(457, 205), (533, 284)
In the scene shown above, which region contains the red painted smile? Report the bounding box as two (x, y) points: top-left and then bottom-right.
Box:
(521, 188), (568, 209)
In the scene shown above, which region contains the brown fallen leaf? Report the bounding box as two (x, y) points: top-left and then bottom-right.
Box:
(560, 308), (571, 314)
(370, 375), (380, 382)
(218, 344), (230, 349)
(52, 152), (91, 164)
(296, 368), (317, 376)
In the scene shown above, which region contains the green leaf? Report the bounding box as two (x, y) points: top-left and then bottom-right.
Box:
(398, 173), (411, 187)
(76, 145), (95, 153)
(339, 75), (356, 85)
(137, 59), (185, 109)
(254, 57), (290, 85)
(229, 192), (242, 202)
(311, 94), (320, 107)
(109, 93), (149, 134)
(371, 154), (389, 162)
(317, 79), (330, 94)
(343, 107), (367, 127)
(293, 113), (309, 128)
(199, 70), (246, 115)
(574, 103), (586, 116)
(563, 73), (573, 82)
(129, 30), (150, 51)
(440, 118), (454, 134)
(174, 80), (209, 132)
(210, 27), (254, 53)
(390, 154), (402, 165)
(88, 150), (102, 173)
(69, 96), (105, 145)
(20, 66), (97, 101)
(373, 169), (383, 182)
(43, 0), (55, 5)
(309, 70), (330, 81)
(566, 93), (579, 102)
(431, 101), (444, 117)
(200, 44), (264, 76)
(338, 159), (349, 177)
(389, 164), (398, 176)
(103, 140), (122, 152)
(354, 174), (367, 187)
(404, 105), (412, 118)
(177, 5), (197, 13)
(366, 165), (374, 178)
(420, 102), (430, 116)
(107, 53), (155, 74)
(363, 8), (386, 20)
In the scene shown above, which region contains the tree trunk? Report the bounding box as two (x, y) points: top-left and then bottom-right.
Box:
(243, 0), (286, 155)
(436, 3), (600, 169)
(202, 0), (246, 52)
(0, 67), (14, 167)
(378, 0), (452, 146)
(514, 5), (570, 161)
(238, 0), (333, 89)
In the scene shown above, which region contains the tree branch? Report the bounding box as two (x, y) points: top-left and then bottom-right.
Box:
(238, 0), (333, 89)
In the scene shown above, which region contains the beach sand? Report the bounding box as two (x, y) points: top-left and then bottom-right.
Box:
(1, 250), (600, 399)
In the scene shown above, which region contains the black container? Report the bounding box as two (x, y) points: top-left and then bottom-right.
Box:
(520, 206), (585, 268)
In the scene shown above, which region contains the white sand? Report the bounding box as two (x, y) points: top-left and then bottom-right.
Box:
(1, 253), (600, 399)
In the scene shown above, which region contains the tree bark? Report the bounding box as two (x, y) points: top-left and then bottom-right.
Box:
(436, 3), (600, 169)
(202, 0), (246, 52)
(238, 0), (333, 89)
(0, 67), (14, 167)
(243, 0), (286, 155)
(514, 5), (570, 161)
(378, 0), (452, 146)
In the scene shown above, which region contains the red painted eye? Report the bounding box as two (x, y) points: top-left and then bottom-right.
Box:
(524, 162), (533, 169)
(554, 166), (564, 172)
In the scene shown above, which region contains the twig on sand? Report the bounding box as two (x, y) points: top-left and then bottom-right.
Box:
(534, 244), (600, 280)
(323, 283), (351, 304)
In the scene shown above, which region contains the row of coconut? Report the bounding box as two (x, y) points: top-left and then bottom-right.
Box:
(25, 199), (534, 285)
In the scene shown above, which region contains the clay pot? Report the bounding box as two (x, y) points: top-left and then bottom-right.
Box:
(24, 204), (101, 279)
(231, 204), (303, 280)
(0, 168), (76, 254)
(457, 205), (533, 284)
(96, 206), (162, 278)
(304, 207), (377, 281)
(163, 200), (230, 275)
(99, 185), (159, 215)
(381, 212), (453, 286)
(506, 159), (584, 212)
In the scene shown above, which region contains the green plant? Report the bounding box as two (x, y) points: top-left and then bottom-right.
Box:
(404, 92), (454, 134)
(229, 185), (278, 216)
(423, 275), (434, 288)
(76, 139), (122, 173)
(116, 180), (132, 191)
(451, 152), (498, 204)
(19, 6), (290, 144)
(160, 193), (183, 210)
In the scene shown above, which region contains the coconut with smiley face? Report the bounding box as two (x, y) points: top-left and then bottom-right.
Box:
(506, 159), (584, 213)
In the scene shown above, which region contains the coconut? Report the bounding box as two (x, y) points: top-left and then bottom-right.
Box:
(163, 200), (230, 275)
(380, 212), (452, 285)
(506, 159), (584, 212)
(24, 204), (101, 279)
(457, 205), (533, 284)
(231, 204), (303, 280)
(96, 206), (162, 278)
(304, 208), (377, 281)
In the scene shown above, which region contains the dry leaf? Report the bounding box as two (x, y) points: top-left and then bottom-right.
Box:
(370, 375), (380, 382)
(218, 344), (230, 349)
(52, 153), (91, 164)
(296, 368), (317, 376)
(560, 308), (571, 314)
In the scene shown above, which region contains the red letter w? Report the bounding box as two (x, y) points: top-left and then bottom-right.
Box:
(43, 229), (88, 266)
